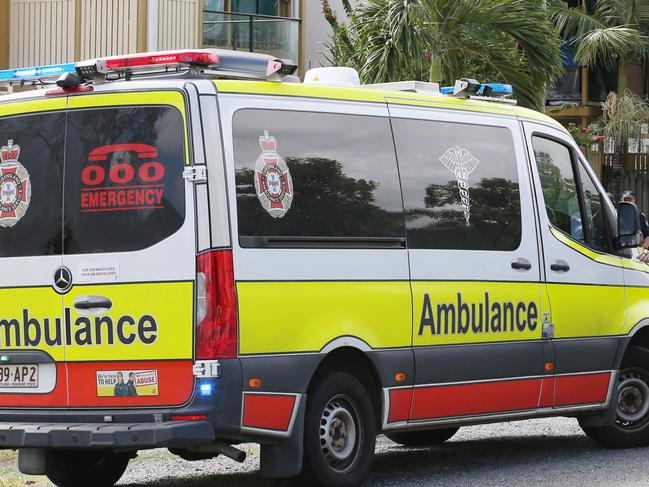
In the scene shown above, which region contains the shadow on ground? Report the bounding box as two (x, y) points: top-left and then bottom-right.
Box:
(120, 433), (615, 487)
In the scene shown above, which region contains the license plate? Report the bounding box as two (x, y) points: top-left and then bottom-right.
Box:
(0, 364), (38, 388)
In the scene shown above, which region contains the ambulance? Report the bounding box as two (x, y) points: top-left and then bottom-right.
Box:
(0, 48), (648, 487)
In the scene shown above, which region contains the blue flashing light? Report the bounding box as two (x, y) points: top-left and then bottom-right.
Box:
(479, 83), (513, 95)
(0, 63), (76, 82)
(440, 83), (513, 96)
(199, 381), (214, 397)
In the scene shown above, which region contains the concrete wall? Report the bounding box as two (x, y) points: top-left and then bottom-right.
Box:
(302, 0), (357, 71)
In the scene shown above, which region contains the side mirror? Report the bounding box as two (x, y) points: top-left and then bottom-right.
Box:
(618, 201), (643, 248)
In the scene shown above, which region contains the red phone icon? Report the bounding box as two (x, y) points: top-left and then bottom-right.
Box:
(88, 143), (158, 162)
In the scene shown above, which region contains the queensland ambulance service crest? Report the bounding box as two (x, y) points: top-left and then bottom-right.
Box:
(0, 140), (31, 228)
(254, 130), (293, 218)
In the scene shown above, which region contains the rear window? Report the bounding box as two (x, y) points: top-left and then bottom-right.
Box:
(233, 109), (405, 246)
(63, 106), (186, 254)
(0, 111), (65, 257)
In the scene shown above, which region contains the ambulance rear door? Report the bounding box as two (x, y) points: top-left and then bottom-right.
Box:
(60, 89), (197, 408)
(0, 98), (68, 408)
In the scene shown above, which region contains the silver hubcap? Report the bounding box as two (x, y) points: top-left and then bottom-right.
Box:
(618, 374), (649, 422)
(319, 395), (360, 471)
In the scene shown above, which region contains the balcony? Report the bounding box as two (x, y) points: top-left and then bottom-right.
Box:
(202, 10), (300, 63)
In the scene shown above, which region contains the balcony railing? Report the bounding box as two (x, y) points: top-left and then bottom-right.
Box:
(202, 10), (300, 63)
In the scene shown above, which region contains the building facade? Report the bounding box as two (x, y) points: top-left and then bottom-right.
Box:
(0, 0), (307, 72)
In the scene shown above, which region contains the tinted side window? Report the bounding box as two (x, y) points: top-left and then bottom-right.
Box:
(233, 109), (405, 244)
(578, 162), (608, 251)
(0, 112), (65, 257)
(393, 118), (522, 251)
(64, 106), (186, 254)
(532, 137), (581, 240)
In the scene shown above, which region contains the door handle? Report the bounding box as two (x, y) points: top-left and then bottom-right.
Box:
(74, 295), (112, 311)
(511, 258), (532, 270)
(550, 261), (570, 272)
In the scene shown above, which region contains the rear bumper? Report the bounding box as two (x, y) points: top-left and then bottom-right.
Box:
(0, 420), (215, 450)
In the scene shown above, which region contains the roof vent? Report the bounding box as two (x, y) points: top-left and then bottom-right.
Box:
(304, 67), (360, 87)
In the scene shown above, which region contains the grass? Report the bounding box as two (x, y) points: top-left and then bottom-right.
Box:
(0, 451), (48, 487)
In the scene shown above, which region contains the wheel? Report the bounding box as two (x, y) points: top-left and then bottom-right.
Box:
(45, 450), (130, 487)
(580, 346), (649, 448)
(386, 427), (459, 447)
(300, 371), (377, 487)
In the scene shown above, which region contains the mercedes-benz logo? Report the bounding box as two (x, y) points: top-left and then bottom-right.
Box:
(53, 266), (72, 293)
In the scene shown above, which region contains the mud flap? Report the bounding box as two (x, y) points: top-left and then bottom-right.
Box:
(260, 395), (305, 478)
(18, 448), (47, 475)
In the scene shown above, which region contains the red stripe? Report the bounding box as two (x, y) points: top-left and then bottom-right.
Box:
(539, 377), (554, 408)
(411, 378), (542, 420)
(388, 388), (412, 423)
(242, 393), (296, 431)
(554, 372), (610, 406)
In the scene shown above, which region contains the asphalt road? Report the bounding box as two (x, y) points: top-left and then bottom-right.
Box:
(110, 417), (649, 487)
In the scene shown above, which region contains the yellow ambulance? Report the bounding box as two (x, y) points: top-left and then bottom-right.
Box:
(0, 49), (647, 487)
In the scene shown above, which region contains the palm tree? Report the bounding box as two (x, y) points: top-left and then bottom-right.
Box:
(550, 0), (649, 94)
(321, 0), (564, 111)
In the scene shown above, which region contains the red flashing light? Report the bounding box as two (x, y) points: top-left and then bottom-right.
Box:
(172, 415), (208, 422)
(104, 51), (219, 70)
(195, 250), (237, 359)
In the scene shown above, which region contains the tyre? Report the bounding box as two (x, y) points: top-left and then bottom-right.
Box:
(45, 450), (130, 487)
(580, 346), (649, 448)
(386, 427), (459, 447)
(301, 371), (377, 487)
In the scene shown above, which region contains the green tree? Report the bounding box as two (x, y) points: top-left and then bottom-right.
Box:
(550, 0), (649, 94)
(600, 90), (649, 196)
(321, 0), (564, 110)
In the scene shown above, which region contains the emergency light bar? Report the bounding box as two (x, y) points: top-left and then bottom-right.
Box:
(0, 63), (76, 82)
(440, 83), (513, 96)
(75, 49), (297, 82)
(439, 83), (514, 96)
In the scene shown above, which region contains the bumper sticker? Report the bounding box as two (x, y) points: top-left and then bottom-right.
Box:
(96, 369), (159, 397)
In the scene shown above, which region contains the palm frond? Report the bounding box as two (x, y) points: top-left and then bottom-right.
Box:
(575, 25), (647, 68)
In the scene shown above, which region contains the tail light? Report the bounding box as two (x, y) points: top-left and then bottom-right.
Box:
(195, 250), (237, 359)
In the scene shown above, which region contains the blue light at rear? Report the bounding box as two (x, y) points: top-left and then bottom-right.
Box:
(199, 381), (214, 397)
(0, 63), (76, 81)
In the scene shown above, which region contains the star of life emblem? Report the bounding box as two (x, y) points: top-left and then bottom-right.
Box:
(439, 147), (480, 226)
(254, 130), (293, 218)
(0, 140), (31, 228)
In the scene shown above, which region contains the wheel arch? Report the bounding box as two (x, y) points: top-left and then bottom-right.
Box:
(309, 342), (384, 427)
(619, 319), (649, 368)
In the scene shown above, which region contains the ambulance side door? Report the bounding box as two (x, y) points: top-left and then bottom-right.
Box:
(524, 121), (622, 409)
(388, 102), (546, 424)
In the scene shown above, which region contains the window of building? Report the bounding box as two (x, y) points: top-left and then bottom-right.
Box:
(63, 106), (186, 254)
(393, 118), (522, 251)
(233, 109), (405, 246)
